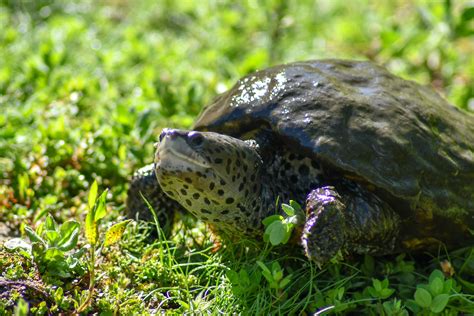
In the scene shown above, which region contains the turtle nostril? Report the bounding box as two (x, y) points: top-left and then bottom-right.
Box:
(160, 128), (178, 142)
(188, 131), (204, 146)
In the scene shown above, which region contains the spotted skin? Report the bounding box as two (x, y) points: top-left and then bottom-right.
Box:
(266, 151), (324, 204)
(128, 129), (401, 265)
(155, 129), (266, 236)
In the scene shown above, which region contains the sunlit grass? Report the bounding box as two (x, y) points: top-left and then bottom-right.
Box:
(1, 0), (473, 314)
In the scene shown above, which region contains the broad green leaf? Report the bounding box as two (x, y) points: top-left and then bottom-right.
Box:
(57, 221), (80, 251)
(268, 221), (286, 245)
(45, 214), (57, 232)
(24, 225), (44, 244)
(429, 278), (444, 297)
(47, 257), (72, 278)
(43, 247), (65, 263)
(4, 238), (32, 252)
(279, 274), (292, 288)
(380, 288), (395, 299)
(271, 261), (283, 281)
(405, 299), (421, 314)
(35, 222), (45, 238)
(414, 287), (432, 308)
(256, 261), (271, 276)
(88, 180), (98, 211)
(262, 215), (283, 226)
(281, 203), (295, 216)
(239, 269), (250, 285)
(44, 230), (60, 245)
(368, 287), (378, 298)
(418, 284), (430, 292)
(430, 294), (449, 313)
(94, 189), (108, 221)
(85, 208), (98, 245)
(263, 232), (270, 243)
(261, 270), (273, 284)
(58, 220), (80, 238)
(373, 279), (382, 292)
(226, 270), (239, 284)
(382, 301), (393, 315)
(443, 279), (454, 293)
(280, 224), (292, 244)
(429, 270), (445, 283)
(272, 269), (283, 282)
(104, 220), (131, 247)
(289, 200), (302, 213)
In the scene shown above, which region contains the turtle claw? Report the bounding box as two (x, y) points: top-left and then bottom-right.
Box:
(301, 186), (346, 266)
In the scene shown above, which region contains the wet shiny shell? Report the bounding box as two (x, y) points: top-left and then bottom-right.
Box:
(194, 59), (474, 236)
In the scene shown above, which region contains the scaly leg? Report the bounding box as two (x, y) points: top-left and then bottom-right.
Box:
(301, 185), (400, 266)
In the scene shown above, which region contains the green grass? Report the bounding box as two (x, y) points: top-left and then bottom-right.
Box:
(1, 0), (473, 314)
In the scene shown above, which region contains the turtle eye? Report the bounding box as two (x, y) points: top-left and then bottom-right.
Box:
(188, 132), (204, 147)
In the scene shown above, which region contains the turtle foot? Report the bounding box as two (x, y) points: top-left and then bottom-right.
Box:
(301, 186), (346, 266)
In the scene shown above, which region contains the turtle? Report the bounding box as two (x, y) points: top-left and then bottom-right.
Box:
(127, 59), (474, 266)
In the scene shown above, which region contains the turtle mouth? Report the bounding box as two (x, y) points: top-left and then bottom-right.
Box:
(155, 136), (211, 171)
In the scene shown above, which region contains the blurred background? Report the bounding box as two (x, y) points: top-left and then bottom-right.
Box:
(1, 0), (473, 214)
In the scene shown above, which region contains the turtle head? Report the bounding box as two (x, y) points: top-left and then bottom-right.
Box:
(155, 129), (264, 234)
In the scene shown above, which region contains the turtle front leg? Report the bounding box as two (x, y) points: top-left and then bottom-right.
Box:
(301, 185), (401, 266)
(126, 163), (182, 236)
(301, 187), (346, 266)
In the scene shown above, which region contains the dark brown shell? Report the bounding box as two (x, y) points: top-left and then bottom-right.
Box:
(194, 60), (474, 244)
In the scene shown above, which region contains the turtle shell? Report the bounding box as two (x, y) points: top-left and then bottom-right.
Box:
(194, 60), (474, 242)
